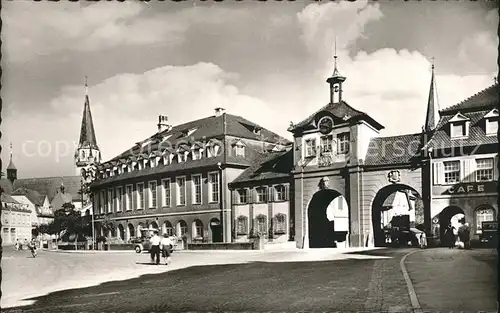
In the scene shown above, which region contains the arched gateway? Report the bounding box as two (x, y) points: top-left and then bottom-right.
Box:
(307, 189), (349, 248)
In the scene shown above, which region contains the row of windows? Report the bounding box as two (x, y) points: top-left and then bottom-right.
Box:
(449, 113), (498, 139)
(235, 214), (287, 235)
(235, 185), (289, 204)
(98, 143), (247, 180)
(437, 157), (497, 185)
(98, 172), (220, 213)
(304, 133), (350, 158)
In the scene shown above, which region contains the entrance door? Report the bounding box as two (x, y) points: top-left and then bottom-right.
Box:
(210, 218), (223, 243)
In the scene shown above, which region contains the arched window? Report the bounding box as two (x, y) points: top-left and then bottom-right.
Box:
(128, 224), (135, 240)
(194, 220), (204, 238)
(118, 224), (125, 240)
(274, 213), (287, 235)
(178, 220), (188, 236)
(164, 221), (173, 236)
(236, 216), (248, 235)
(475, 207), (495, 234)
(256, 214), (267, 234)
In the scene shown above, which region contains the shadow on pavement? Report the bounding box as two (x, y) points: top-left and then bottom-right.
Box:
(4, 259), (380, 313)
(343, 247), (413, 257)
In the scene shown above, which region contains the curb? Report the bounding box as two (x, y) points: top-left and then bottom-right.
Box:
(400, 249), (422, 313)
(42, 249), (135, 254)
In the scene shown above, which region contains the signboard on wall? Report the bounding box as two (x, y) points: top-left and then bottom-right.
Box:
(440, 182), (498, 195)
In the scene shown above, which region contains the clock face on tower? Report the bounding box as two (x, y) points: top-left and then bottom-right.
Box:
(318, 116), (334, 134)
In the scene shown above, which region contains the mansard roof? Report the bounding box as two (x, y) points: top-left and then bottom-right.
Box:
(364, 133), (422, 166)
(422, 110), (498, 150)
(440, 84), (499, 115)
(108, 113), (291, 163)
(288, 101), (384, 133)
(230, 150), (293, 186)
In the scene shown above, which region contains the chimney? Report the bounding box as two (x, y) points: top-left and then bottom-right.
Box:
(214, 107), (226, 117)
(157, 115), (171, 133)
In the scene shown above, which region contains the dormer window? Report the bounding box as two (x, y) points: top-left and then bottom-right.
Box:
(484, 109), (499, 136)
(232, 140), (246, 157)
(448, 112), (470, 139)
(191, 144), (204, 160)
(206, 142), (221, 158)
(178, 153), (186, 163)
(253, 127), (262, 135)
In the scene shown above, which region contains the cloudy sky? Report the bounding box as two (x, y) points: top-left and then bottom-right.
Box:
(2, 0), (498, 178)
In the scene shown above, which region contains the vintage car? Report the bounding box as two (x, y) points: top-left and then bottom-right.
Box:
(479, 221), (498, 247)
(131, 237), (151, 253)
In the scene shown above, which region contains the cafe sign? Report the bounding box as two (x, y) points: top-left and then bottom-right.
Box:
(443, 182), (497, 195)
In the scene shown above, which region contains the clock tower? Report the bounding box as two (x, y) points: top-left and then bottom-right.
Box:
(326, 46), (346, 104)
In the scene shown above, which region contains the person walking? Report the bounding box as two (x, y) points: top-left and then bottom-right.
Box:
(444, 224), (455, 249)
(160, 233), (172, 265)
(14, 239), (20, 251)
(149, 231), (161, 265)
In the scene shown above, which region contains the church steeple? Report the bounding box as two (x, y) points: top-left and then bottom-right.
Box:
(326, 38), (346, 104)
(75, 76), (101, 177)
(424, 59), (440, 132)
(7, 142), (17, 185)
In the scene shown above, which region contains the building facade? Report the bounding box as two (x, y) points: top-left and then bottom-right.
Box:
(90, 109), (291, 245)
(229, 150), (294, 244)
(422, 83), (498, 243)
(1, 193), (32, 245)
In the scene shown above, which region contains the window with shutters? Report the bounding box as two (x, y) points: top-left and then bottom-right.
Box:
(256, 187), (267, 203)
(443, 161), (460, 184)
(116, 187), (122, 212)
(176, 177), (186, 206)
(304, 139), (316, 158)
(475, 158), (494, 182)
(236, 216), (248, 235)
(161, 179), (171, 207)
(475, 207), (495, 234)
(192, 174), (202, 205)
(238, 189), (247, 204)
(136, 183), (145, 209)
(107, 189), (113, 213)
(274, 185), (286, 201)
(274, 213), (286, 234)
(208, 172), (219, 203)
(148, 181), (157, 208)
(100, 190), (106, 214)
(256, 214), (267, 234)
(125, 185), (133, 211)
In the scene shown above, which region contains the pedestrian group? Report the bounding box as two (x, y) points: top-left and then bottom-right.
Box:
(149, 231), (173, 265)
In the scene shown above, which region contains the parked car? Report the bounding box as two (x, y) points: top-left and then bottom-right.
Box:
(479, 221), (498, 247)
(131, 237), (151, 253)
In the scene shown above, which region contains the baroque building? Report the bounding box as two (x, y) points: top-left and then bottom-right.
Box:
(90, 108), (291, 246)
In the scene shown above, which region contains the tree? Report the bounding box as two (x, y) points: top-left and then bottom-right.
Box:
(46, 202), (91, 249)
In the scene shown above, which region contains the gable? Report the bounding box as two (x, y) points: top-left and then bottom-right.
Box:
(448, 112), (470, 123)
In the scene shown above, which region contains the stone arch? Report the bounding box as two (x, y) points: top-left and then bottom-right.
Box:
(210, 217), (222, 243)
(192, 219), (204, 239)
(150, 221), (159, 230)
(306, 189), (347, 248)
(162, 220), (174, 236)
(438, 206), (464, 245)
(137, 222), (145, 237)
(127, 223), (135, 241)
(118, 224), (125, 241)
(371, 183), (422, 247)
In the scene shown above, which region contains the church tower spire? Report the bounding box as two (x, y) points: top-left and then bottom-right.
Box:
(326, 37), (346, 104)
(7, 142), (17, 185)
(75, 76), (101, 178)
(424, 59), (440, 132)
